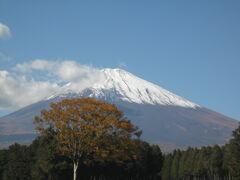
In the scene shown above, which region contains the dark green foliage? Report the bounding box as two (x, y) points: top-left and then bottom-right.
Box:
(171, 150), (181, 180)
(161, 153), (173, 180)
(161, 124), (240, 180)
(0, 124), (239, 180)
(0, 149), (8, 178)
(162, 145), (233, 180)
(0, 135), (163, 180)
(227, 124), (240, 179)
(30, 135), (72, 180)
(3, 144), (32, 180)
(0, 135), (72, 180)
(131, 142), (163, 179)
(210, 145), (223, 178)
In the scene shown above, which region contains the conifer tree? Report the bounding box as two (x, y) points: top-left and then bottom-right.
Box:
(210, 145), (223, 179)
(171, 150), (181, 180)
(227, 124), (240, 179)
(161, 154), (173, 180)
(0, 149), (8, 179)
(30, 135), (71, 180)
(3, 144), (31, 180)
(194, 149), (207, 179)
(177, 149), (186, 179)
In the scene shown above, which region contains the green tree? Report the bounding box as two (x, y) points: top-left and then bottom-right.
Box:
(3, 144), (31, 180)
(135, 142), (163, 179)
(227, 124), (240, 179)
(182, 147), (197, 179)
(0, 149), (8, 179)
(210, 145), (223, 179)
(161, 154), (173, 180)
(171, 150), (181, 180)
(222, 146), (231, 180)
(194, 149), (207, 179)
(34, 98), (141, 180)
(30, 135), (71, 180)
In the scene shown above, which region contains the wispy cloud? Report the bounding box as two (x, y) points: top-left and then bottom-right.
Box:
(14, 59), (55, 72)
(118, 62), (127, 68)
(0, 23), (11, 40)
(0, 60), (104, 111)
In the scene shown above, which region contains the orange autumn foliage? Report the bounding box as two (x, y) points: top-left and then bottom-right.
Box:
(34, 98), (141, 165)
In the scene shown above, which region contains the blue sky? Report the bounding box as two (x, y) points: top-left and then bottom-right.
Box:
(0, 0), (240, 120)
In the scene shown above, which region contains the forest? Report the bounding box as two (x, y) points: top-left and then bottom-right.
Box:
(0, 98), (239, 180)
(0, 124), (239, 180)
(161, 138), (240, 180)
(0, 134), (163, 180)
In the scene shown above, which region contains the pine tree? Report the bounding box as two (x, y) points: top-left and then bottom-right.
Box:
(30, 135), (71, 180)
(210, 145), (223, 179)
(227, 124), (240, 179)
(171, 150), (181, 180)
(161, 154), (173, 180)
(3, 144), (31, 180)
(194, 149), (207, 179)
(0, 149), (8, 179)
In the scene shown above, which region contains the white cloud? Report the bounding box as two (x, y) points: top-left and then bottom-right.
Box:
(0, 60), (104, 111)
(54, 61), (102, 83)
(15, 59), (104, 87)
(0, 23), (11, 40)
(14, 59), (55, 72)
(0, 70), (60, 110)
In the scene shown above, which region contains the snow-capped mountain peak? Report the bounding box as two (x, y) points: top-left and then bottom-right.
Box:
(47, 68), (199, 108)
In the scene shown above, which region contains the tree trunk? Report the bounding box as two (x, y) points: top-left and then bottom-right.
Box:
(73, 161), (79, 180)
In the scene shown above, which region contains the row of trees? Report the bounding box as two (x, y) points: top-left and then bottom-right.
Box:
(161, 125), (240, 180)
(0, 135), (163, 180)
(1, 128), (240, 180)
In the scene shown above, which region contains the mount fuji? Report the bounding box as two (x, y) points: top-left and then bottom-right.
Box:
(0, 68), (238, 152)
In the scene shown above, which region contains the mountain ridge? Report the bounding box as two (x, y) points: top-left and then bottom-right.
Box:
(46, 68), (199, 108)
(0, 68), (238, 152)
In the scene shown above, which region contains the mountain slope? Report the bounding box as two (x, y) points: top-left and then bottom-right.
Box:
(0, 68), (238, 151)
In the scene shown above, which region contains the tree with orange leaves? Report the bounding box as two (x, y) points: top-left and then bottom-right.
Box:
(34, 98), (141, 180)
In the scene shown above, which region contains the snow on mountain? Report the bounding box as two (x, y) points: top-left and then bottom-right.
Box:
(47, 68), (199, 108)
(1, 68), (238, 152)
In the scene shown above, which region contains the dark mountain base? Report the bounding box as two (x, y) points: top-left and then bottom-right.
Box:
(0, 133), (38, 148)
(0, 98), (238, 152)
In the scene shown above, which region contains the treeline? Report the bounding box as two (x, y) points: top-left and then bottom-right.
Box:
(0, 124), (240, 180)
(162, 124), (240, 180)
(0, 134), (163, 180)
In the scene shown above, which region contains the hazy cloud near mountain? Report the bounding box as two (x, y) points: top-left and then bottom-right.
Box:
(0, 69), (59, 110)
(117, 62), (127, 68)
(0, 23), (11, 40)
(0, 60), (104, 111)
